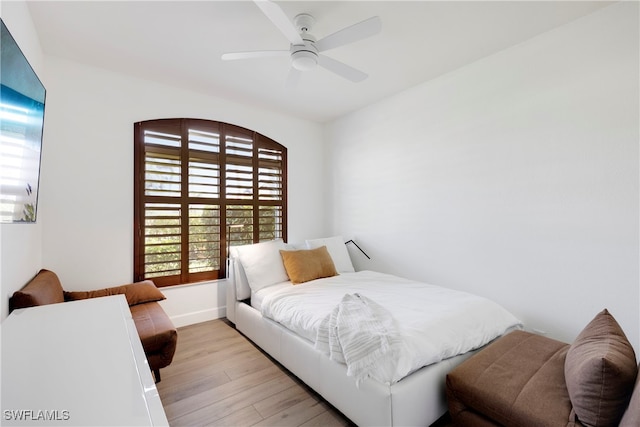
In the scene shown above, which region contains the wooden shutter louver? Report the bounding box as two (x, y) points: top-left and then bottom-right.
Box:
(225, 130), (253, 200)
(134, 119), (287, 286)
(258, 146), (283, 201)
(188, 204), (220, 274)
(224, 127), (255, 249)
(257, 140), (285, 241)
(144, 129), (181, 198)
(144, 202), (182, 279)
(188, 127), (220, 199)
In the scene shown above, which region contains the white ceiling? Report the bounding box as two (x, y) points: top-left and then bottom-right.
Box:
(27, 1), (613, 123)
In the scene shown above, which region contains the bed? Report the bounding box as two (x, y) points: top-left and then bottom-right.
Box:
(225, 237), (521, 426)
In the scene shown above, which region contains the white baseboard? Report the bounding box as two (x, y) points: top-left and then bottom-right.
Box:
(169, 306), (226, 328)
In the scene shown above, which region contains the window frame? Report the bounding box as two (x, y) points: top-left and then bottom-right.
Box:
(134, 118), (287, 287)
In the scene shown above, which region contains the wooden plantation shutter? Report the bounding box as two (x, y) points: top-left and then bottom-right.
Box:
(257, 135), (285, 241)
(186, 122), (221, 282)
(134, 119), (287, 287)
(225, 126), (254, 250)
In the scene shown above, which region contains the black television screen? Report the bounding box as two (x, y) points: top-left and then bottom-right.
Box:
(0, 18), (46, 223)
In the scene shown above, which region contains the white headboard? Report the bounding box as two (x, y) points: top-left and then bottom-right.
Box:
(225, 257), (250, 324)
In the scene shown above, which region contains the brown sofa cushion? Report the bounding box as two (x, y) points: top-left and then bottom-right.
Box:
(565, 309), (637, 427)
(9, 269), (65, 312)
(446, 330), (574, 426)
(64, 280), (165, 306)
(130, 302), (177, 369)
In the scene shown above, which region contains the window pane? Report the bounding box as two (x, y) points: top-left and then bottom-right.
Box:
(145, 153), (181, 197)
(144, 129), (180, 148)
(259, 205), (283, 241)
(226, 131), (253, 200)
(226, 204), (253, 249)
(189, 204), (220, 273)
(226, 163), (253, 199)
(226, 134), (252, 157)
(189, 158), (219, 198)
(258, 147), (283, 201)
(258, 165), (282, 201)
(188, 128), (220, 153)
(144, 203), (181, 278)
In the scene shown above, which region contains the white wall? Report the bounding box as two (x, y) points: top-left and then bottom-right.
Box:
(0, 1), (46, 321)
(325, 2), (640, 351)
(38, 56), (325, 327)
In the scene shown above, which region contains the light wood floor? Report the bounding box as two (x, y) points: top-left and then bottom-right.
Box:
(156, 319), (453, 427)
(156, 319), (354, 426)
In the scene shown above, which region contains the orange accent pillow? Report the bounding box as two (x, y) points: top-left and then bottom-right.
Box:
(280, 246), (338, 284)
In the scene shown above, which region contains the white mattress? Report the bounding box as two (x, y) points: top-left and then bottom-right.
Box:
(252, 281), (291, 312)
(253, 270), (521, 384)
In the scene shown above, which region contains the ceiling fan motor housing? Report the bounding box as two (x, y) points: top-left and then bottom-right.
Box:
(290, 30), (318, 71)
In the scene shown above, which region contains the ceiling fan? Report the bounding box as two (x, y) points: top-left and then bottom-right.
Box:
(221, 0), (381, 85)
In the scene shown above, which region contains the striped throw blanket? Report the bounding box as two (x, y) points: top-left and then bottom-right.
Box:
(315, 293), (401, 385)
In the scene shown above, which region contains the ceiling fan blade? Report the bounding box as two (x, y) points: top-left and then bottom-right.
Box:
(254, 0), (304, 46)
(315, 16), (381, 52)
(318, 55), (368, 82)
(285, 68), (302, 89)
(221, 50), (289, 61)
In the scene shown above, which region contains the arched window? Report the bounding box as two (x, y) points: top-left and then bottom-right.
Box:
(134, 119), (287, 287)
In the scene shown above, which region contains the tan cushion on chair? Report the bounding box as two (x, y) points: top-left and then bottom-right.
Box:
(64, 280), (165, 306)
(9, 269), (65, 311)
(446, 330), (574, 426)
(565, 309), (637, 427)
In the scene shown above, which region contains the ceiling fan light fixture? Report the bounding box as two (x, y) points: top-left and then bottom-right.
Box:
(291, 50), (317, 71)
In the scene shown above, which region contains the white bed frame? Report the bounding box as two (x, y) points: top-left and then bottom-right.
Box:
(225, 259), (477, 426)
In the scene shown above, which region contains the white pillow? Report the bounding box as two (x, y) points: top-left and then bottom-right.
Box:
(305, 236), (355, 273)
(235, 239), (289, 292)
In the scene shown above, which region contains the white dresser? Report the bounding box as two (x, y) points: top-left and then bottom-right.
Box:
(1, 295), (168, 426)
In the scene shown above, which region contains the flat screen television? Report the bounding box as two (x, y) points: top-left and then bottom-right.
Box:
(0, 18), (46, 223)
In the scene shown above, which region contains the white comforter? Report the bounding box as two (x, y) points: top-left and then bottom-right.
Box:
(259, 271), (521, 384)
